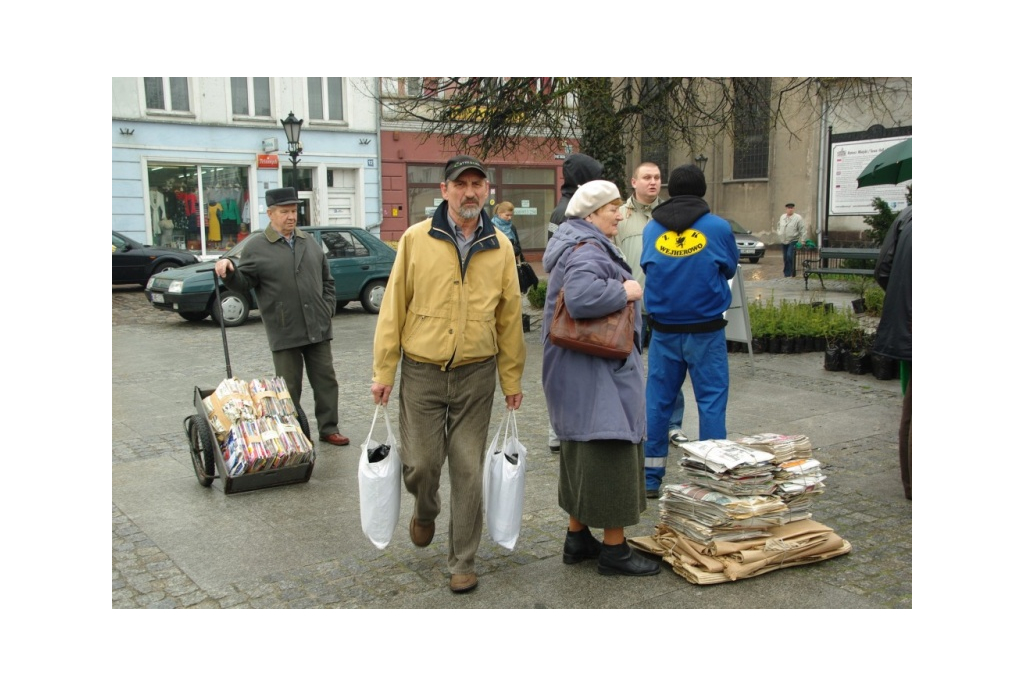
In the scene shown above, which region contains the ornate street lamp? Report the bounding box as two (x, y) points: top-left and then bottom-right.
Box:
(281, 111), (304, 180)
(694, 154), (708, 172)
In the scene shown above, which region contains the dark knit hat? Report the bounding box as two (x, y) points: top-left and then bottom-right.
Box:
(667, 164), (707, 198)
(266, 187), (301, 207)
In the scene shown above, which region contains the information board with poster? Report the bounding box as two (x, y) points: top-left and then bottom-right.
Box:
(829, 137), (911, 215)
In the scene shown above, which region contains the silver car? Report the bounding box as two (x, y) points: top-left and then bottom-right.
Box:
(727, 219), (765, 264)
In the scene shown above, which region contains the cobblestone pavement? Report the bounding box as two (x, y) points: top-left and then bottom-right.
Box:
(112, 256), (910, 610)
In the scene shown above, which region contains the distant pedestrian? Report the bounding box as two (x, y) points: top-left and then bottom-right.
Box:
(491, 201), (523, 262)
(777, 202), (807, 278)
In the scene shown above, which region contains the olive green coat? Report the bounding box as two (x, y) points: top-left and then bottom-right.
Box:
(223, 225), (336, 352)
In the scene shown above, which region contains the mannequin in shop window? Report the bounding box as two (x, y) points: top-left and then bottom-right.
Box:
(208, 200), (223, 243)
(176, 183), (199, 244)
(220, 192), (240, 242)
(150, 189), (166, 243)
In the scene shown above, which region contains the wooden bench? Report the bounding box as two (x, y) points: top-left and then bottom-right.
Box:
(803, 247), (880, 290)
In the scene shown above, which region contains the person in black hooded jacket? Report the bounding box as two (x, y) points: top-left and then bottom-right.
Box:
(548, 153), (605, 236)
(640, 164), (739, 498)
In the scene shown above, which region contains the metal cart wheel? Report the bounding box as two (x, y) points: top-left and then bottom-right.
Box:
(185, 414), (216, 487)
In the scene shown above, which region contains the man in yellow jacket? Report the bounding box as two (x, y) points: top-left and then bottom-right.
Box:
(371, 155), (526, 594)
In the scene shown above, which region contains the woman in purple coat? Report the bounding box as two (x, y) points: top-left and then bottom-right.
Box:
(541, 180), (660, 577)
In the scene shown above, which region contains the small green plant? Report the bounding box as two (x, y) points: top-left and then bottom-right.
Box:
(852, 275), (871, 298)
(864, 284), (885, 316)
(527, 279), (547, 309)
(750, 295), (860, 345)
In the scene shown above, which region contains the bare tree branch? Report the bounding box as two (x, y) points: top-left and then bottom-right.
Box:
(374, 76), (911, 186)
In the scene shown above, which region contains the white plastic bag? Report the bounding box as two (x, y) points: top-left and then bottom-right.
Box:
(482, 409), (527, 550)
(358, 404), (402, 550)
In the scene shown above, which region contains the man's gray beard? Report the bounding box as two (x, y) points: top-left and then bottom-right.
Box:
(457, 204), (482, 220)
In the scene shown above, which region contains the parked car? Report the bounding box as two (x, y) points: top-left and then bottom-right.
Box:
(145, 226), (396, 327)
(113, 231), (199, 286)
(727, 219), (766, 264)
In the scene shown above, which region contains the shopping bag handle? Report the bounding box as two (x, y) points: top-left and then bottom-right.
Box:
(364, 403), (395, 440)
(504, 408), (519, 447)
(367, 404), (395, 444)
(367, 403), (381, 437)
(503, 408), (521, 464)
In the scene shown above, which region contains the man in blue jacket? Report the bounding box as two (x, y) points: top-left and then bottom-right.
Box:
(640, 165), (739, 498)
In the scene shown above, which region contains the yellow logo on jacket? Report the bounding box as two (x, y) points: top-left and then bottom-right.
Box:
(655, 229), (706, 257)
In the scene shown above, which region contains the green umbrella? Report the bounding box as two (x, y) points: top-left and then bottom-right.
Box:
(857, 138), (911, 188)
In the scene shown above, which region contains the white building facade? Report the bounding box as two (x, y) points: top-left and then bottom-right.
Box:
(112, 77), (382, 257)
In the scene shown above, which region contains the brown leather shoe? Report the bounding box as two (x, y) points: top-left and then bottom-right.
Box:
(319, 433), (350, 446)
(449, 572), (478, 593)
(409, 516), (435, 547)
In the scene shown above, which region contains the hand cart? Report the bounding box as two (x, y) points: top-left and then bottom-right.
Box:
(183, 267), (316, 494)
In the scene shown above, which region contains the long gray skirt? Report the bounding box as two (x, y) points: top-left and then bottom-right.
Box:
(558, 440), (646, 529)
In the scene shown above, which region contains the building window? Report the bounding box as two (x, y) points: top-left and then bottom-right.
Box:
(641, 121), (669, 182)
(231, 77), (271, 117)
(144, 77), (190, 112)
(308, 77), (344, 121)
(406, 164), (555, 251)
(732, 77), (770, 179)
(147, 163), (250, 251)
(381, 77), (446, 99)
(283, 167), (314, 193)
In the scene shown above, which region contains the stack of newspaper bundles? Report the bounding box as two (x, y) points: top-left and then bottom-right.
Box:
(630, 434), (849, 584)
(202, 377), (314, 477)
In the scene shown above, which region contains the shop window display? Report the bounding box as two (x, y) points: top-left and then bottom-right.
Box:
(147, 164), (250, 251)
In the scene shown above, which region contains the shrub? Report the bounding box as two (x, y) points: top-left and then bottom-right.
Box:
(748, 294), (860, 344)
(527, 279), (547, 309)
(864, 284), (885, 316)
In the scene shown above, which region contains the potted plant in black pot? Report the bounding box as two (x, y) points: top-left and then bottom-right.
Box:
(844, 329), (872, 375)
(850, 276), (870, 315)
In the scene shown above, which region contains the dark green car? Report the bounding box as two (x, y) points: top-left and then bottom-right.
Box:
(145, 226), (396, 327)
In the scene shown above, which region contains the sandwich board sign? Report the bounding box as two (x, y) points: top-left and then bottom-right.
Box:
(724, 265), (753, 359)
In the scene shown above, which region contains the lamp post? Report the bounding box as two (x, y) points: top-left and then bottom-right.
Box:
(281, 111), (304, 185)
(694, 154), (708, 172)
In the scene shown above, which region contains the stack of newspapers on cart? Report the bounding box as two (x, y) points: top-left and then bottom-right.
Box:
(629, 434), (851, 584)
(202, 377), (315, 477)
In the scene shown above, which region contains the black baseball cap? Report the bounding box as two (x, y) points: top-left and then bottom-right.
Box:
(444, 155), (487, 181)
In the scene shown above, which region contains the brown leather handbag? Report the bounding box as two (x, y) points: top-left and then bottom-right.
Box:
(549, 290), (635, 360)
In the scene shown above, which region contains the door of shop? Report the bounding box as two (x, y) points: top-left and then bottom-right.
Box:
(327, 168), (357, 226)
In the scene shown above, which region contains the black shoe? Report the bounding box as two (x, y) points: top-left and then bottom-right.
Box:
(597, 542), (661, 576)
(646, 488), (661, 499)
(563, 527), (602, 564)
(549, 444), (560, 453)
